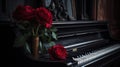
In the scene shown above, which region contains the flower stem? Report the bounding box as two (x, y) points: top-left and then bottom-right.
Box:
(36, 24), (40, 36)
(32, 28), (35, 36)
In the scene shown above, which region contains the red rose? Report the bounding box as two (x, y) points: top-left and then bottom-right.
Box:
(12, 5), (35, 21)
(35, 7), (52, 28)
(48, 44), (68, 60)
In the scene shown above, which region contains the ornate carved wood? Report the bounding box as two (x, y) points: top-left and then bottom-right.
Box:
(47, 0), (72, 21)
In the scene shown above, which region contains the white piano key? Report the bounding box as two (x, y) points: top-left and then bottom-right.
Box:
(72, 44), (120, 65)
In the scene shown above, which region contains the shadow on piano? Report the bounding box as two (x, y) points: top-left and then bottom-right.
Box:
(3, 21), (120, 67)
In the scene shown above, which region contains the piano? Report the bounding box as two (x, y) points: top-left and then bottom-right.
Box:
(50, 21), (120, 67)
(9, 21), (120, 67)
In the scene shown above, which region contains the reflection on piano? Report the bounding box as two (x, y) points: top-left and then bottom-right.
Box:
(14, 21), (120, 67)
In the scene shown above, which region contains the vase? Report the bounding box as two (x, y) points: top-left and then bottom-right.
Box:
(31, 36), (39, 59)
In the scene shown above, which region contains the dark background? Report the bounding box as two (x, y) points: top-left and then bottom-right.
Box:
(0, 0), (120, 67)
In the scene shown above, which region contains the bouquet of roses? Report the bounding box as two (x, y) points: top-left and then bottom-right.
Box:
(12, 5), (57, 53)
(12, 5), (68, 60)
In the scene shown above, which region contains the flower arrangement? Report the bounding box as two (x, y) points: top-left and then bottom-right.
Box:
(12, 5), (67, 60)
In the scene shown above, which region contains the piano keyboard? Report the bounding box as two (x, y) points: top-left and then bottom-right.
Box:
(72, 44), (120, 66)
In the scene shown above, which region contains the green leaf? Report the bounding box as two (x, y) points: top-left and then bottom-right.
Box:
(50, 27), (57, 32)
(39, 41), (43, 51)
(49, 41), (56, 46)
(44, 28), (47, 32)
(13, 35), (26, 47)
(52, 32), (57, 40)
(44, 32), (49, 37)
(24, 31), (32, 38)
(23, 20), (29, 23)
(44, 28), (49, 36)
(39, 41), (47, 54)
(17, 24), (26, 30)
(25, 43), (31, 53)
